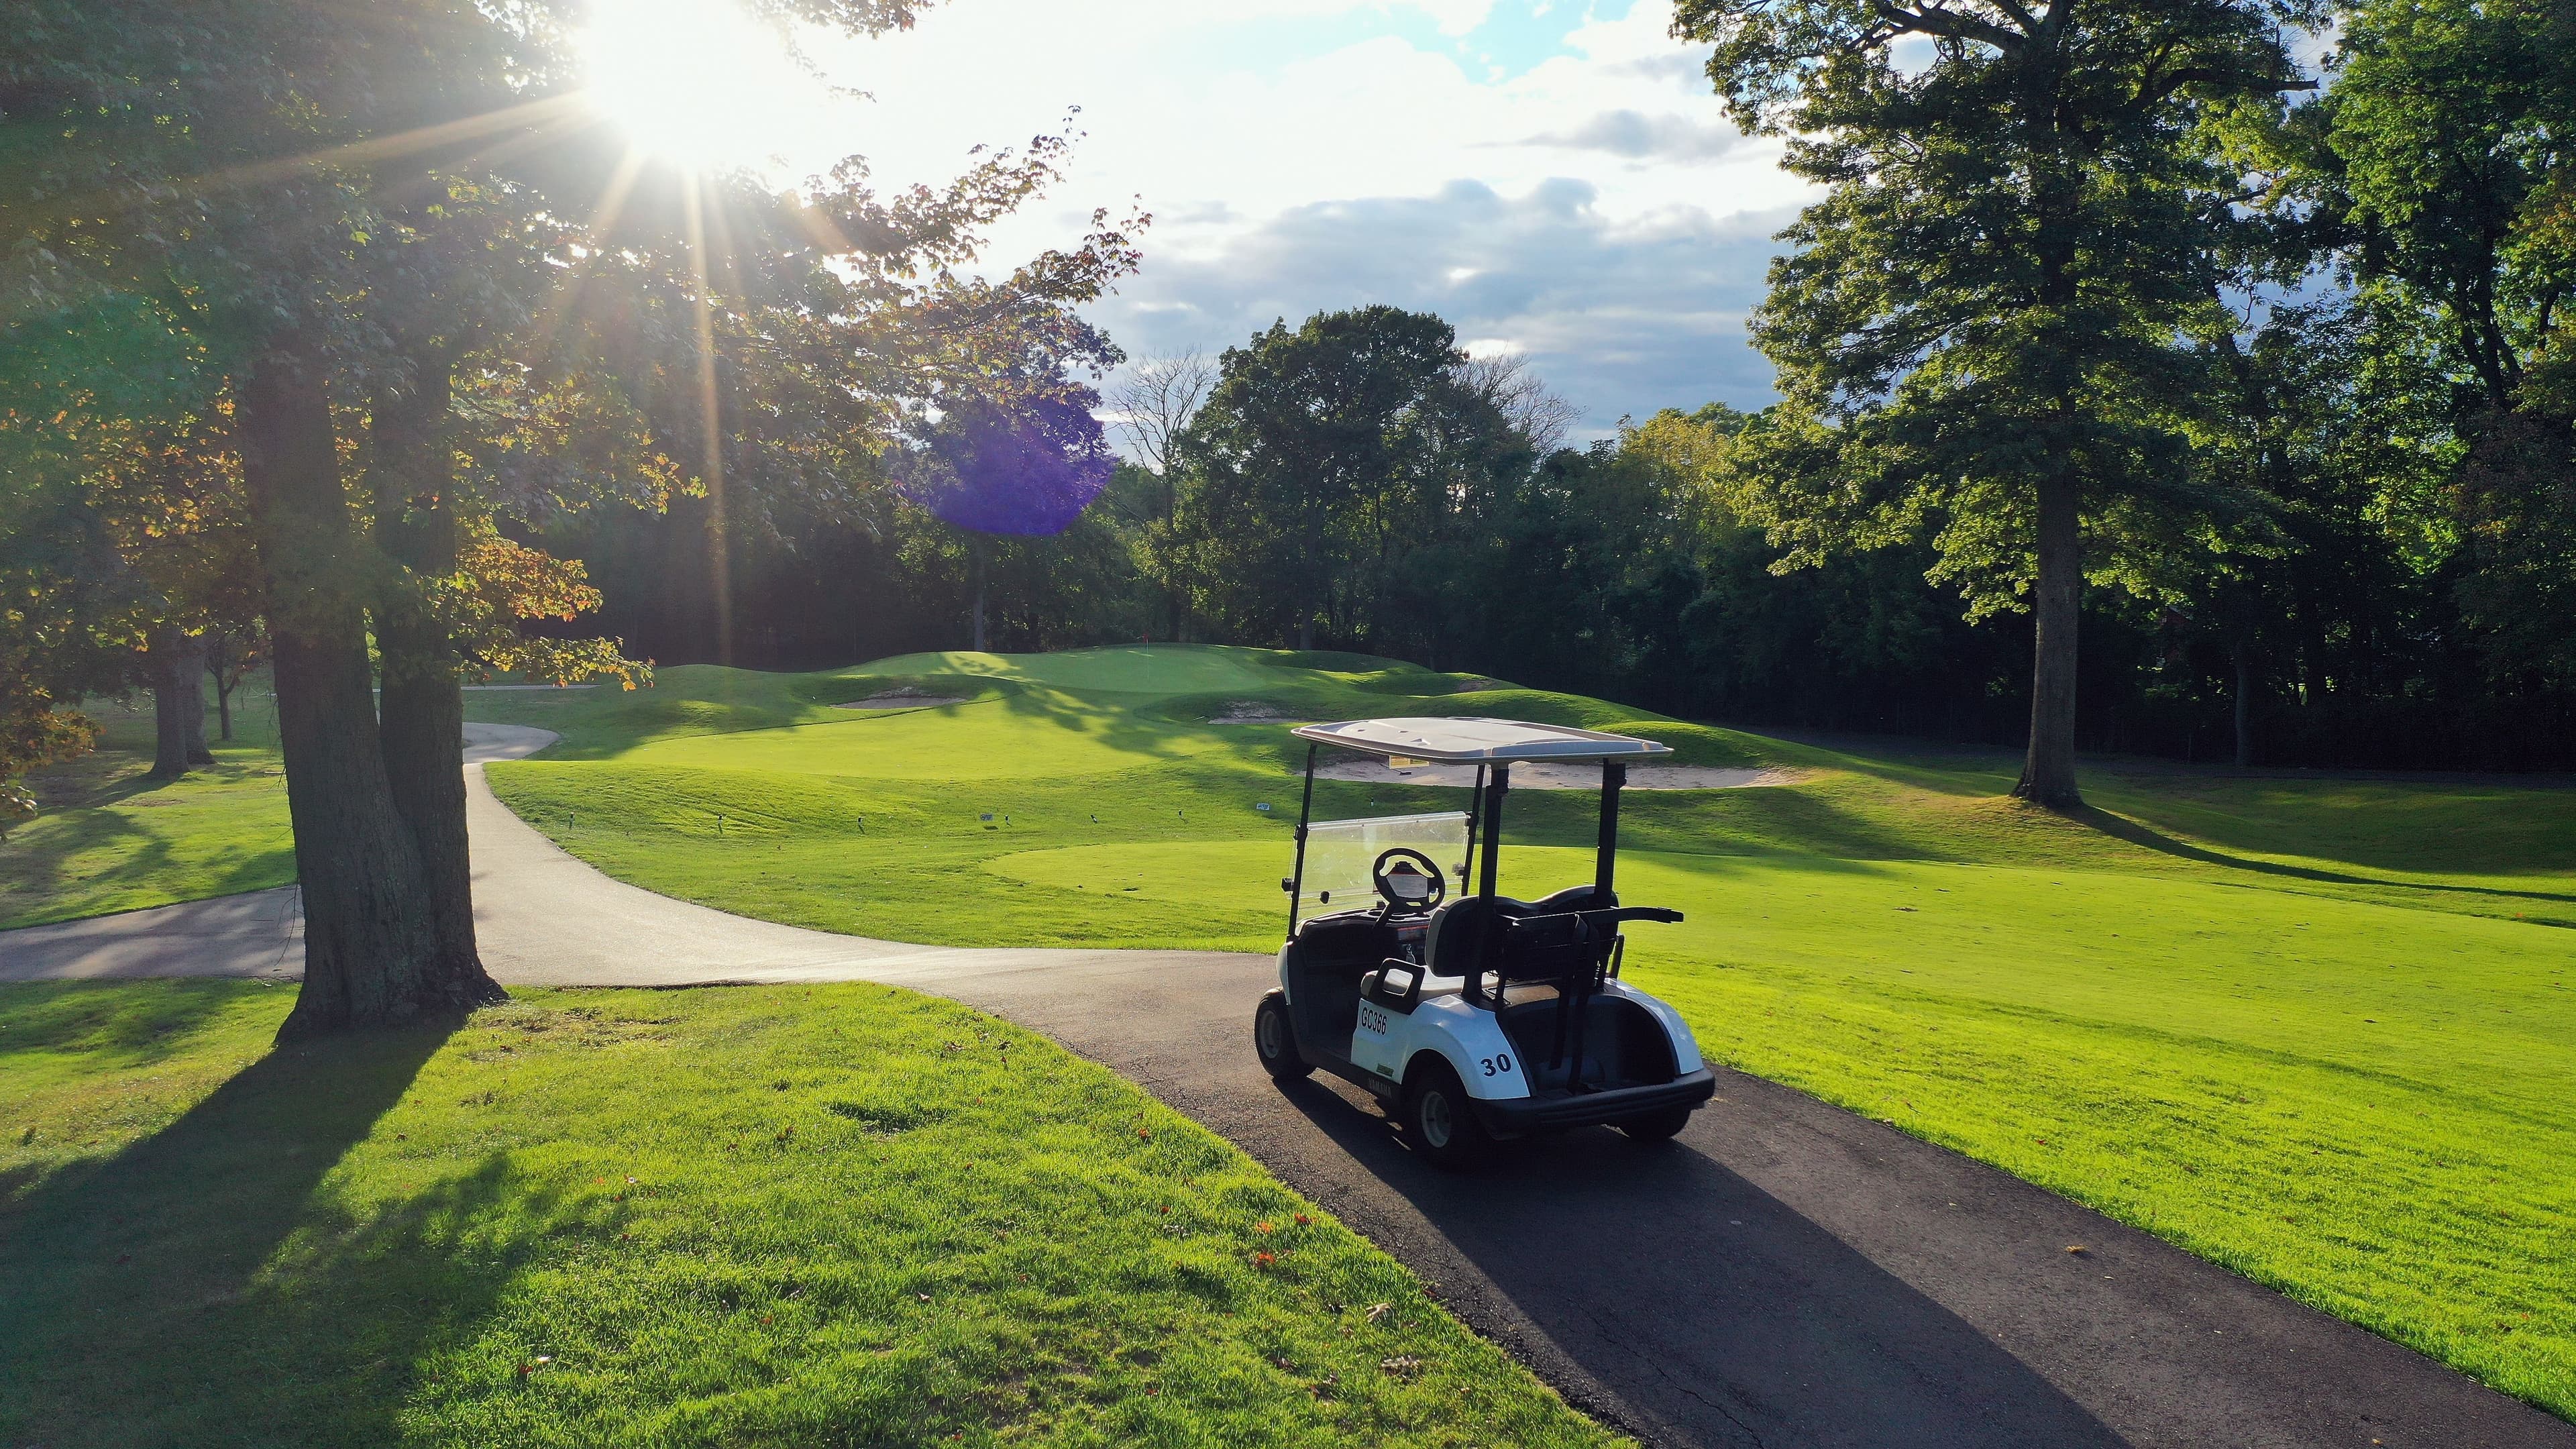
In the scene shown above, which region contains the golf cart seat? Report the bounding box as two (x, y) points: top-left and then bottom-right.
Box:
(1423, 886), (1616, 983)
(1356, 887), (1623, 1015)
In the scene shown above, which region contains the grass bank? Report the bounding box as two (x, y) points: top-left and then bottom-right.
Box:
(0, 979), (1619, 1448)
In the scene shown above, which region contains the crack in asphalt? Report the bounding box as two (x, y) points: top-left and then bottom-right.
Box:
(1583, 1305), (1768, 1449)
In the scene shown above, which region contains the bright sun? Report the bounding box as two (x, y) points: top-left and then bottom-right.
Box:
(580, 0), (839, 174)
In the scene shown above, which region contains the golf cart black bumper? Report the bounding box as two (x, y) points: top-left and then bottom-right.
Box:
(1471, 1068), (1717, 1136)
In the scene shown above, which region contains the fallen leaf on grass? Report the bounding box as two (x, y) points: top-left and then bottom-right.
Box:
(1294, 1213), (1311, 1226)
(1364, 1302), (1391, 1323)
(1252, 1251), (1277, 1269)
(1380, 1355), (1424, 1380)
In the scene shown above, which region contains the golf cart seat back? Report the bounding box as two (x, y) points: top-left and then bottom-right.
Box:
(1425, 886), (1614, 985)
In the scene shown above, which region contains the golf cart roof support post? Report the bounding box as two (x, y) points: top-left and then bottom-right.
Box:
(1470, 762), (1509, 1009)
(1287, 742), (1318, 937)
(1596, 759), (1624, 900)
(1462, 763), (1488, 890)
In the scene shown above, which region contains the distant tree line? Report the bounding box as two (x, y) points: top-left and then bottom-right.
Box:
(565, 0), (2571, 777)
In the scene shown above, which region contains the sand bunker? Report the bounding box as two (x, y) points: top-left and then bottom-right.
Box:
(836, 689), (969, 710)
(1207, 701), (1295, 724)
(1314, 759), (1799, 790)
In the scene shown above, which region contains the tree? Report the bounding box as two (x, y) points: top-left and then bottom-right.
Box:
(2312, 0), (2576, 689)
(1169, 307), (1487, 649)
(4, 0), (1137, 1034)
(1457, 354), (1580, 456)
(203, 621), (264, 742)
(0, 288), (215, 818)
(1108, 350), (1215, 639)
(1676, 0), (2321, 806)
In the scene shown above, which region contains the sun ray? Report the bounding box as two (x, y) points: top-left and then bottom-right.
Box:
(704, 188), (748, 304)
(2, 93), (602, 313)
(781, 198), (861, 262)
(523, 146), (650, 358)
(198, 93), (596, 197)
(682, 172), (734, 665)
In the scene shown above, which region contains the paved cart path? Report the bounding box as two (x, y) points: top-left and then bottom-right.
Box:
(3, 722), (2566, 1449)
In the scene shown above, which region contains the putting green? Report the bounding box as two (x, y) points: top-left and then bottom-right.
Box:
(476, 645), (2576, 1419)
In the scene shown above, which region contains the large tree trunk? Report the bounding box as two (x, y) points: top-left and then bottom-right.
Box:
(2012, 476), (2084, 809)
(237, 337), (461, 1040)
(373, 360), (501, 1004)
(144, 627), (208, 777)
(182, 646), (213, 766)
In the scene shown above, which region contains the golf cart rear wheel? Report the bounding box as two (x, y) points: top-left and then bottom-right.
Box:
(1403, 1059), (1491, 1169)
(1254, 991), (1311, 1081)
(1618, 1106), (1693, 1144)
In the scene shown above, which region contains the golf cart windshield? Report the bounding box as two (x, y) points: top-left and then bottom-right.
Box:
(1295, 812), (1468, 908)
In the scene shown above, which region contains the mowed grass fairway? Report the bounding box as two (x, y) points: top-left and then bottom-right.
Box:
(0, 981), (1618, 1448)
(474, 646), (2576, 1418)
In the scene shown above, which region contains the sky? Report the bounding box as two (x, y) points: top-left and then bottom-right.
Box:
(607, 0), (1823, 439)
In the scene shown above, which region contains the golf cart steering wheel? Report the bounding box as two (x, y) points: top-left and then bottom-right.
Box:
(1371, 847), (1448, 916)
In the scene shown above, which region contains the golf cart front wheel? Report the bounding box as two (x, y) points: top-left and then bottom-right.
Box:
(1254, 992), (1311, 1081)
(1618, 1106), (1694, 1144)
(1403, 1059), (1491, 1169)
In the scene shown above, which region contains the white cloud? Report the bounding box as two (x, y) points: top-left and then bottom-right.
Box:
(1084, 181), (1794, 433)
(784, 0), (1813, 429)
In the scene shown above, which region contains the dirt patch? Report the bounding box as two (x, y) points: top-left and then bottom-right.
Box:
(1448, 677), (1511, 692)
(1313, 760), (1801, 790)
(1206, 701), (1294, 724)
(835, 689), (969, 710)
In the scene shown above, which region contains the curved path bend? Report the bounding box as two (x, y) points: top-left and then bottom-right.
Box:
(3, 722), (2566, 1449)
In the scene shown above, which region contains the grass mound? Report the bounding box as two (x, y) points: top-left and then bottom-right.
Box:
(0, 981), (1619, 1448)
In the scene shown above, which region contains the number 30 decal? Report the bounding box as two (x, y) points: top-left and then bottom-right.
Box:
(1480, 1053), (1512, 1077)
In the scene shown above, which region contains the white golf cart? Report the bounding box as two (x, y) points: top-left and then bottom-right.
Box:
(1252, 717), (1717, 1167)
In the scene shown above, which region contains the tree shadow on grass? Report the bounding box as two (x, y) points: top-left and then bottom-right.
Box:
(1265, 1077), (2126, 1449)
(0, 1024), (543, 1448)
(0, 763), (297, 930)
(2074, 805), (2576, 913)
(0, 979), (280, 1076)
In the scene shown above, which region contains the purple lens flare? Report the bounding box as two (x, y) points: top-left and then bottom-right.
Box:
(898, 393), (1115, 537)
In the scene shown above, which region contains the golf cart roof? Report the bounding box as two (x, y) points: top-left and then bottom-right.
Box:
(1292, 716), (1674, 764)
